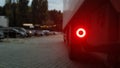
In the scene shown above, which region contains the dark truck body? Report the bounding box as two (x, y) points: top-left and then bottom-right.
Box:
(63, 0), (120, 67)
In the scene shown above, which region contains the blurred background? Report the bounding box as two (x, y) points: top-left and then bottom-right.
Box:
(0, 0), (63, 31)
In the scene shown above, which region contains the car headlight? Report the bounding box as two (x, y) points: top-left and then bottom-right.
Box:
(29, 31), (32, 34)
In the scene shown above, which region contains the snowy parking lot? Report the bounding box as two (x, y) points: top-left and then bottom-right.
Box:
(0, 34), (107, 68)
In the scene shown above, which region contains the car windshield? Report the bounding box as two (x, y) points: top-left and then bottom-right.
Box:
(16, 28), (27, 32)
(12, 28), (19, 32)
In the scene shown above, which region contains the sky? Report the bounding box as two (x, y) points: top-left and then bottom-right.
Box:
(0, 0), (5, 7)
(48, 0), (63, 12)
(0, 0), (63, 12)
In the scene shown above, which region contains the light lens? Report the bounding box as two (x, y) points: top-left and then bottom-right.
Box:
(29, 31), (32, 34)
(76, 28), (86, 38)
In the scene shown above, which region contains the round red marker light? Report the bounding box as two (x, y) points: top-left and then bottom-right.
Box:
(76, 28), (86, 38)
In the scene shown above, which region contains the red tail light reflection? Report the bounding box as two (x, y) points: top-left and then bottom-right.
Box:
(76, 28), (86, 38)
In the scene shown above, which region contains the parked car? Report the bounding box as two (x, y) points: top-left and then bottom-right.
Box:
(26, 29), (35, 36)
(14, 27), (32, 37)
(27, 30), (44, 37)
(34, 30), (44, 36)
(28, 30), (51, 36)
(0, 28), (27, 38)
(49, 31), (59, 35)
(0, 31), (4, 39)
(41, 30), (51, 36)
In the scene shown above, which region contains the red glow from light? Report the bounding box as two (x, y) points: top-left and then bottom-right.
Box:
(76, 28), (86, 38)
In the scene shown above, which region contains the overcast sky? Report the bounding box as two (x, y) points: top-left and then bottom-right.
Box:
(0, 0), (5, 6)
(48, 0), (63, 12)
(0, 0), (63, 12)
